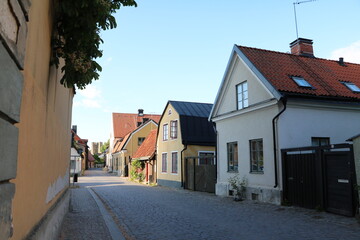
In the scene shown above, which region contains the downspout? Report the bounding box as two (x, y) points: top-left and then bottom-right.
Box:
(181, 144), (188, 188)
(212, 122), (218, 186)
(272, 97), (287, 188)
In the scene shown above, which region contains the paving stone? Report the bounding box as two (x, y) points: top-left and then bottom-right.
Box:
(60, 169), (360, 240)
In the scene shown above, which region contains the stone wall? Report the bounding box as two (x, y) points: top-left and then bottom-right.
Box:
(0, 0), (30, 239)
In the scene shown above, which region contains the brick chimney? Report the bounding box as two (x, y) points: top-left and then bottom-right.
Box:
(290, 38), (314, 57)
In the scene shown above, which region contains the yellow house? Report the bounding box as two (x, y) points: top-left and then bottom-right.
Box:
(113, 120), (158, 177)
(156, 101), (216, 190)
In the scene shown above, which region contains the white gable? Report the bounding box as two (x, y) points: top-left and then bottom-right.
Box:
(210, 46), (280, 119)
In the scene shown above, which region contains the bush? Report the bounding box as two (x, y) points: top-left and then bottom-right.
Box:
(130, 159), (145, 182)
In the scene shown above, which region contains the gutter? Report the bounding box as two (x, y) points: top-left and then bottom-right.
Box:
(272, 97), (287, 188)
(180, 144), (188, 188)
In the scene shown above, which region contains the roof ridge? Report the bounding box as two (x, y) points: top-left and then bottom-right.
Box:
(237, 45), (360, 66)
(169, 100), (213, 105)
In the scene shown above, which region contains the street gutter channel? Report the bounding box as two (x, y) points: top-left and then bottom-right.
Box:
(88, 188), (135, 240)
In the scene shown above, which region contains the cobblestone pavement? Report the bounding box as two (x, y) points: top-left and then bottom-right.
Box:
(60, 169), (360, 240)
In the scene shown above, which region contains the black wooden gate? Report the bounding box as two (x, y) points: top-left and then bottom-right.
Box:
(282, 144), (356, 216)
(184, 156), (216, 193)
(323, 151), (355, 216)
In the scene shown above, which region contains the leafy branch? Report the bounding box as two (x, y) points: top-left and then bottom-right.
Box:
(52, 0), (137, 89)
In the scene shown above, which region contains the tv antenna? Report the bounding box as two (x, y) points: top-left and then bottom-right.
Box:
(293, 0), (317, 39)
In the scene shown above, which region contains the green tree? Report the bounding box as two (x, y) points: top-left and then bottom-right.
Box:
(100, 139), (110, 153)
(53, 0), (137, 89)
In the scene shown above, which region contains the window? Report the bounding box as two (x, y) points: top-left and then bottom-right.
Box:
(250, 139), (263, 173)
(292, 76), (312, 88)
(163, 124), (168, 141)
(227, 142), (238, 172)
(342, 82), (360, 93)
(171, 152), (178, 173)
(312, 137), (330, 147)
(162, 153), (167, 172)
(199, 152), (215, 165)
(170, 120), (178, 139)
(236, 81), (248, 110)
(138, 137), (145, 146)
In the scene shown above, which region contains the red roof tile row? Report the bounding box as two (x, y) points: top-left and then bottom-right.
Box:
(112, 113), (161, 139)
(238, 45), (360, 100)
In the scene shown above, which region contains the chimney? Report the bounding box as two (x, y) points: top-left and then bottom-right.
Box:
(72, 125), (77, 133)
(290, 38), (314, 57)
(138, 109), (144, 116)
(338, 57), (345, 66)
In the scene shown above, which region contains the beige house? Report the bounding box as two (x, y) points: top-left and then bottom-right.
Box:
(113, 120), (158, 176)
(108, 110), (161, 171)
(1, 1), (74, 239)
(156, 101), (216, 189)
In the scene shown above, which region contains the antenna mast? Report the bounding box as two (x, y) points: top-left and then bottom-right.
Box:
(293, 0), (317, 39)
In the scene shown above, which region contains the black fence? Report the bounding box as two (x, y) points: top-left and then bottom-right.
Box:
(184, 156), (216, 193)
(282, 144), (357, 216)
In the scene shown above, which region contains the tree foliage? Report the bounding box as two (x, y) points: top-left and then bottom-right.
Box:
(100, 139), (110, 153)
(53, 0), (137, 89)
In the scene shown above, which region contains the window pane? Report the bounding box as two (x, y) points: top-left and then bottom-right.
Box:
(227, 142), (238, 172)
(250, 139), (263, 173)
(243, 82), (248, 91)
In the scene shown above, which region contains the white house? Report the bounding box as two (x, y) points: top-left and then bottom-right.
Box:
(70, 147), (82, 175)
(210, 38), (360, 204)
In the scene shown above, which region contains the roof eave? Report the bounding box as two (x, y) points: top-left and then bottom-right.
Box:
(209, 46), (238, 121)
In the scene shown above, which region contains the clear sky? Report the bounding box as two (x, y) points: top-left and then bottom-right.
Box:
(72, 0), (360, 144)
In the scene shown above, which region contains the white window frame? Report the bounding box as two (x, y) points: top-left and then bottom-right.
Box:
(236, 81), (248, 110)
(163, 124), (168, 141)
(161, 152), (167, 173)
(171, 151), (178, 174)
(292, 76), (312, 88)
(170, 120), (178, 140)
(342, 82), (360, 93)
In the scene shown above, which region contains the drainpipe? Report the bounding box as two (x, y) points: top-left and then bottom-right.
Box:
(181, 144), (188, 188)
(212, 122), (218, 186)
(272, 97), (287, 188)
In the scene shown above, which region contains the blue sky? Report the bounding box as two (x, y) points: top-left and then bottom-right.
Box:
(72, 0), (360, 144)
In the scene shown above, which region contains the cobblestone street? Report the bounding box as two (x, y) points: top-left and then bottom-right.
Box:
(59, 169), (360, 240)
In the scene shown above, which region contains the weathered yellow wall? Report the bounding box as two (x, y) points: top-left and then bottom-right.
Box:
(157, 103), (184, 183)
(10, 1), (73, 239)
(126, 121), (158, 159)
(184, 145), (215, 158)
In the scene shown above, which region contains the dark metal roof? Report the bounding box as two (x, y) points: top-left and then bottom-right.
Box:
(169, 101), (213, 118)
(168, 101), (216, 146)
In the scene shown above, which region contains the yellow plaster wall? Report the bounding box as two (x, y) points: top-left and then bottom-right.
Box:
(157, 103), (184, 183)
(126, 121), (158, 159)
(10, 1), (74, 239)
(184, 145), (215, 158)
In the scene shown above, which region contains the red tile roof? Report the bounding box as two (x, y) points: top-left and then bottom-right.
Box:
(112, 113), (161, 139)
(132, 129), (157, 160)
(88, 152), (95, 162)
(71, 130), (88, 144)
(237, 45), (360, 100)
(112, 133), (131, 154)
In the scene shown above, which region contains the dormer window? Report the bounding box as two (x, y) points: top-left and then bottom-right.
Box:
(342, 82), (360, 93)
(292, 76), (312, 88)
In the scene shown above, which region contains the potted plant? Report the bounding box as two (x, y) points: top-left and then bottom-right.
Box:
(228, 174), (247, 201)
